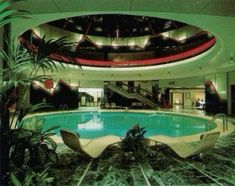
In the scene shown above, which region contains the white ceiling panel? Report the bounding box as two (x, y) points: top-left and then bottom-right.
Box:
(131, 0), (214, 15)
(13, 0), (235, 16)
(200, 0), (235, 16)
(13, 0), (60, 14)
(49, 0), (133, 12)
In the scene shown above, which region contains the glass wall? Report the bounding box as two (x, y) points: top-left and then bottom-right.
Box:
(78, 88), (103, 107)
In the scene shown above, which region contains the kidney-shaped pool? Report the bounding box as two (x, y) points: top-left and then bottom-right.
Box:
(23, 111), (216, 138)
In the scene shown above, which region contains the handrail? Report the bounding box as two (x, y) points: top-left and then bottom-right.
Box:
(204, 81), (222, 101)
(59, 104), (70, 113)
(211, 113), (228, 132)
(107, 83), (156, 108)
(111, 82), (153, 97)
(123, 82), (153, 96)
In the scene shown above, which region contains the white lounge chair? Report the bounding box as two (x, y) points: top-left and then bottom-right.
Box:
(148, 131), (220, 158)
(60, 129), (121, 158)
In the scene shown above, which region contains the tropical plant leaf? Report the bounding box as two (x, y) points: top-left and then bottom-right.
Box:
(36, 168), (55, 184)
(43, 132), (57, 138)
(28, 134), (41, 145)
(11, 144), (26, 167)
(46, 149), (58, 163)
(23, 173), (34, 186)
(0, 1), (11, 10)
(10, 173), (22, 186)
(0, 9), (16, 21)
(27, 103), (55, 113)
(36, 145), (47, 165)
(0, 19), (12, 26)
(0, 1), (29, 27)
(12, 128), (33, 140)
(44, 137), (57, 150)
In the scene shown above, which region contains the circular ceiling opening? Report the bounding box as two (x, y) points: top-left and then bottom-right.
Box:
(20, 14), (216, 68)
(48, 14), (187, 37)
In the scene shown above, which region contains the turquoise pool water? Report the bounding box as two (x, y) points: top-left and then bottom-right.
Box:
(23, 111), (216, 138)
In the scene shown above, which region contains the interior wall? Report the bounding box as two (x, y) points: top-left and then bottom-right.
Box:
(78, 80), (104, 88)
(108, 51), (155, 61)
(159, 76), (204, 88)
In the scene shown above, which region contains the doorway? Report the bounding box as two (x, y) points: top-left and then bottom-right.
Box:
(172, 92), (184, 108)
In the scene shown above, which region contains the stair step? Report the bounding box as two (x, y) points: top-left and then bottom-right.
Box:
(107, 83), (156, 108)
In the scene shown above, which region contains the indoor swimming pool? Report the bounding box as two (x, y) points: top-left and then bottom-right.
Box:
(22, 111), (217, 138)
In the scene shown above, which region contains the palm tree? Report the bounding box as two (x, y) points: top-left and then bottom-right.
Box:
(0, 1), (27, 185)
(0, 1), (78, 184)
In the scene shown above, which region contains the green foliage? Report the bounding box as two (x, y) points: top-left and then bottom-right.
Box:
(0, 1), (72, 185)
(0, 0), (29, 27)
(0, 1), (16, 27)
(121, 124), (147, 152)
(0, 42), (50, 112)
(119, 124), (149, 163)
(10, 116), (59, 170)
(11, 168), (55, 186)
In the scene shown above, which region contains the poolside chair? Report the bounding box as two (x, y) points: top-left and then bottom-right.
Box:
(105, 102), (111, 109)
(148, 131), (220, 158)
(111, 102), (117, 108)
(110, 102), (127, 109)
(60, 129), (121, 158)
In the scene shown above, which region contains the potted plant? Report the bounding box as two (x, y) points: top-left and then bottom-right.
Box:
(119, 123), (149, 164)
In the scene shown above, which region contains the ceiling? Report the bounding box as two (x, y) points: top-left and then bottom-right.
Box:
(48, 14), (186, 37)
(10, 0), (235, 84)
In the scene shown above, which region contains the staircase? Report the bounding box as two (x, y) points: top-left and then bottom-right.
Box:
(106, 83), (156, 108)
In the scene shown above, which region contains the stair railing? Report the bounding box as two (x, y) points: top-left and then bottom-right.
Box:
(211, 113), (228, 132)
(107, 82), (157, 108)
(59, 104), (70, 113)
